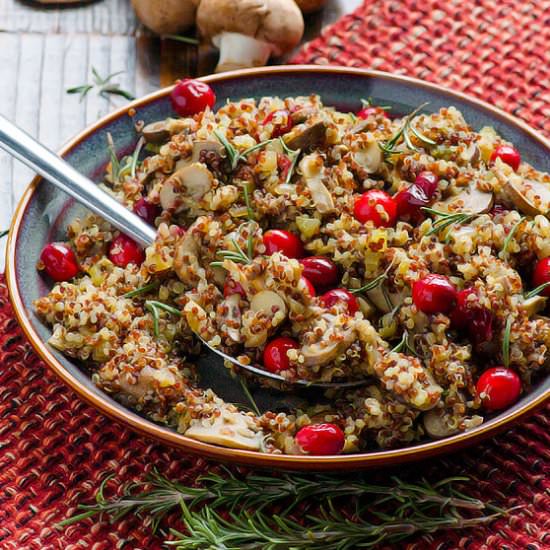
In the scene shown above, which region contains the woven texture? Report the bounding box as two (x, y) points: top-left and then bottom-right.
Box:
(1, 1), (550, 547)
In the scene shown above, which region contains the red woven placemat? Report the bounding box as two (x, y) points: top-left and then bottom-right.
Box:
(1, 1), (549, 548)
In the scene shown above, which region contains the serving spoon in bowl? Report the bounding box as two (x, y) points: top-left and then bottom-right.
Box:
(0, 114), (367, 391)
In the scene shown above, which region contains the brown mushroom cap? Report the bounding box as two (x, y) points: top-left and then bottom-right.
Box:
(196, 0), (304, 55)
(131, 0), (196, 35)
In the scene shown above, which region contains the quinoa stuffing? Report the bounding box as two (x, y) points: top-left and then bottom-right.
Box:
(35, 83), (550, 456)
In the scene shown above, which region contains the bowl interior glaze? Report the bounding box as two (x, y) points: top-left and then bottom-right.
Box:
(7, 66), (549, 470)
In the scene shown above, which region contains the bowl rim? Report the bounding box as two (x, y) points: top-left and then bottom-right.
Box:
(6, 65), (549, 470)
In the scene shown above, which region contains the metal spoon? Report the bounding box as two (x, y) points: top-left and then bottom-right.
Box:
(0, 115), (367, 390)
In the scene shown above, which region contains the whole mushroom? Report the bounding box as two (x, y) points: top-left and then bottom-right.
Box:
(131, 0), (197, 35)
(196, 0), (304, 73)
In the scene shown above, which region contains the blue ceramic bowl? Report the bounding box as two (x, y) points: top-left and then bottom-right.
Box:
(7, 66), (550, 470)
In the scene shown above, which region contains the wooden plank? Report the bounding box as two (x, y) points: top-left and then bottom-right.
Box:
(0, 0), (139, 35)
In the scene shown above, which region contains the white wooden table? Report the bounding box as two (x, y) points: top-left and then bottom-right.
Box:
(0, 0), (361, 269)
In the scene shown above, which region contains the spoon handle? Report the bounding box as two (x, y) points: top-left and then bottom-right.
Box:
(0, 114), (156, 247)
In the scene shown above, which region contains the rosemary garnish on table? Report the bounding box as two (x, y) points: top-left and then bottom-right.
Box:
(57, 469), (506, 549)
(0, 229), (8, 239)
(214, 130), (274, 170)
(67, 67), (135, 102)
(421, 207), (479, 236)
(145, 300), (182, 338)
(379, 102), (435, 157)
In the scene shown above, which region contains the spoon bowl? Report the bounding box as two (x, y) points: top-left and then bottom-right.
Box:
(0, 114), (364, 391)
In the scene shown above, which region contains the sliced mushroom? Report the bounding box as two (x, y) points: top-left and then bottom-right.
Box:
(352, 139), (383, 174)
(301, 326), (355, 367)
(174, 230), (205, 285)
(519, 295), (547, 316)
(505, 176), (550, 216)
(423, 409), (459, 439)
(160, 163), (213, 212)
(299, 153), (335, 214)
(221, 293), (243, 343)
(433, 185), (494, 214)
(350, 118), (370, 134)
(191, 140), (226, 162)
(285, 121), (326, 151)
(186, 410), (263, 450)
(142, 121), (170, 144)
(290, 107), (316, 124)
(366, 285), (408, 314)
(250, 290), (287, 318)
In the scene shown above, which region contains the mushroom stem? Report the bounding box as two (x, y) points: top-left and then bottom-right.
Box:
(213, 32), (273, 73)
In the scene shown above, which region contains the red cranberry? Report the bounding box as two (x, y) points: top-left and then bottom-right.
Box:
(263, 229), (305, 259)
(299, 256), (338, 292)
(133, 197), (160, 225)
(263, 109), (293, 138)
(108, 234), (145, 267)
(295, 423), (345, 455)
(354, 190), (397, 227)
(413, 274), (457, 314)
(395, 184), (429, 222)
(451, 289), (494, 346)
(414, 171), (439, 198)
(301, 276), (316, 297)
(223, 279), (246, 299)
(321, 288), (359, 315)
(263, 337), (299, 373)
(39, 243), (79, 282)
(490, 145), (521, 171)
(170, 79), (216, 117)
(357, 106), (389, 120)
(476, 367), (522, 412)
(532, 257), (550, 297)
(277, 153), (292, 180)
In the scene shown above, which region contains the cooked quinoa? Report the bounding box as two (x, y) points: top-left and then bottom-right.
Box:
(34, 94), (550, 455)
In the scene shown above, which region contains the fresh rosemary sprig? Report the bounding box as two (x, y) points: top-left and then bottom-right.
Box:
(213, 130), (273, 170)
(123, 281), (160, 299)
(211, 226), (255, 269)
(57, 469), (506, 549)
(67, 67), (135, 102)
(145, 300), (182, 338)
(379, 102), (435, 157)
(349, 261), (394, 295)
(525, 282), (550, 299)
(0, 229), (8, 239)
(500, 216), (525, 258)
(163, 34), (200, 45)
(279, 137), (301, 185)
(360, 97), (391, 111)
(238, 377), (261, 416)
(421, 207), (478, 237)
(169, 498), (503, 550)
(502, 317), (513, 368)
(241, 184), (255, 221)
(391, 331), (419, 356)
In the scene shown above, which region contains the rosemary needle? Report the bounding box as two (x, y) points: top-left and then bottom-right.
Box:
(525, 282), (550, 299)
(502, 317), (513, 368)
